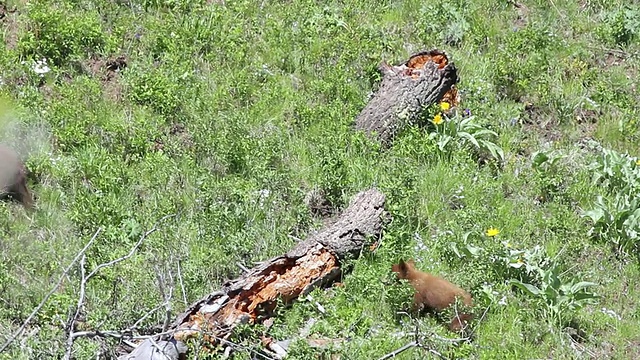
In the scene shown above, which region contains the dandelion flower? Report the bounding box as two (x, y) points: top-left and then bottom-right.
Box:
(636, 159), (640, 166)
(486, 227), (500, 237)
(440, 101), (451, 111)
(433, 113), (443, 125)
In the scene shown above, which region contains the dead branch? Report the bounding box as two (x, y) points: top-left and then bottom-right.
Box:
(62, 214), (177, 360)
(152, 262), (175, 333)
(377, 341), (418, 360)
(0, 227), (103, 354)
(378, 326), (451, 360)
(64, 252), (88, 360)
(354, 49), (459, 144)
(176, 259), (187, 306)
(86, 214), (177, 279)
(129, 301), (170, 333)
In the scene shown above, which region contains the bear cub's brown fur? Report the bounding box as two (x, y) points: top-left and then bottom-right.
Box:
(392, 259), (473, 332)
(0, 145), (34, 210)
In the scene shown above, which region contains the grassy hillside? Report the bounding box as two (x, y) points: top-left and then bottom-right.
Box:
(1, 0), (640, 358)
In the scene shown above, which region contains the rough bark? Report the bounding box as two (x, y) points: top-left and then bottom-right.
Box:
(354, 49), (459, 144)
(148, 188), (388, 354)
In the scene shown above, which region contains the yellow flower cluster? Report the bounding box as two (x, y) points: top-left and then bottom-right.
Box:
(432, 102), (451, 125)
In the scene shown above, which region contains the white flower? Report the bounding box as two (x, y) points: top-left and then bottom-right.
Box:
(601, 307), (621, 320)
(33, 58), (50, 76)
(256, 189), (271, 208)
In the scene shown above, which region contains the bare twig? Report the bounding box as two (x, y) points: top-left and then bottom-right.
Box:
(377, 341), (418, 360)
(467, 304), (490, 339)
(176, 259), (187, 305)
(129, 302), (168, 333)
(236, 262), (250, 274)
(71, 327), (181, 341)
(153, 263), (175, 333)
(63, 253), (88, 360)
(162, 288), (173, 333)
(62, 214), (176, 357)
(428, 332), (471, 344)
(86, 214), (176, 279)
(71, 330), (128, 340)
(287, 234), (303, 242)
(0, 228), (103, 354)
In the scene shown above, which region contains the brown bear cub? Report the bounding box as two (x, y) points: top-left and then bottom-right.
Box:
(0, 145), (34, 210)
(392, 259), (473, 332)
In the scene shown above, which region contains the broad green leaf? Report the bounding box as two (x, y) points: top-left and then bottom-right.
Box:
(570, 282), (597, 293)
(511, 280), (541, 296)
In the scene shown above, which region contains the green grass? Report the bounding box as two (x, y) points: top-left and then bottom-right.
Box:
(1, 0), (640, 358)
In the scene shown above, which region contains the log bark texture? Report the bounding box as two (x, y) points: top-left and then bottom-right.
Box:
(165, 188), (388, 352)
(354, 49), (458, 144)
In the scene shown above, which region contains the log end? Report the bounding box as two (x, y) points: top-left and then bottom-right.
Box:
(377, 49), (458, 83)
(356, 49), (460, 144)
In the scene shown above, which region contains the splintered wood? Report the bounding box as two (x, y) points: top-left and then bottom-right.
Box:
(382, 51), (449, 78)
(174, 250), (339, 344)
(355, 49), (459, 144)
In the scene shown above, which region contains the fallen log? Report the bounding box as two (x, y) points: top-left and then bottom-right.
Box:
(355, 49), (459, 144)
(140, 188), (388, 356)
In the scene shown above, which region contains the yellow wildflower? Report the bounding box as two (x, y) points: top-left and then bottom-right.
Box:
(440, 101), (451, 111)
(433, 113), (443, 125)
(486, 227), (500, 237)
(636, 159), (640, 166)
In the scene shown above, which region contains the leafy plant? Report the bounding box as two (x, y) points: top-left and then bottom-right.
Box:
(18, 3), (114, 66)
(596, 7), (640, 46)
(531, 150), (567, 202)
(584, 147), (640, 254)
(590, 147), (640, 194)
(450, 232), (548, 284)
(451, 232), (598, 324)
(584, 195), (640, 254)
(511, 265), (598, 325)
(429, 113), (504, 162)
(418, 2), (471, 46)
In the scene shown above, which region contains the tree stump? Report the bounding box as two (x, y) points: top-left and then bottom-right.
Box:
(154, 188), (389, 355)
(354, 49), (459, 144)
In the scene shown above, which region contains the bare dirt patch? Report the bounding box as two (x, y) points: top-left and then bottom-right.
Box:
(152, 122), (195, 153)
(83, 55), (128, 102)
(508, 0), (530, 30)
(521, 102), (563, 143)
(0, 3), (20, 50)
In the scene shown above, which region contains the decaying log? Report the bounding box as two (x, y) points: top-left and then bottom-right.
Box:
(354, 49), (459, 144)
(162, 188), (388, 353)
